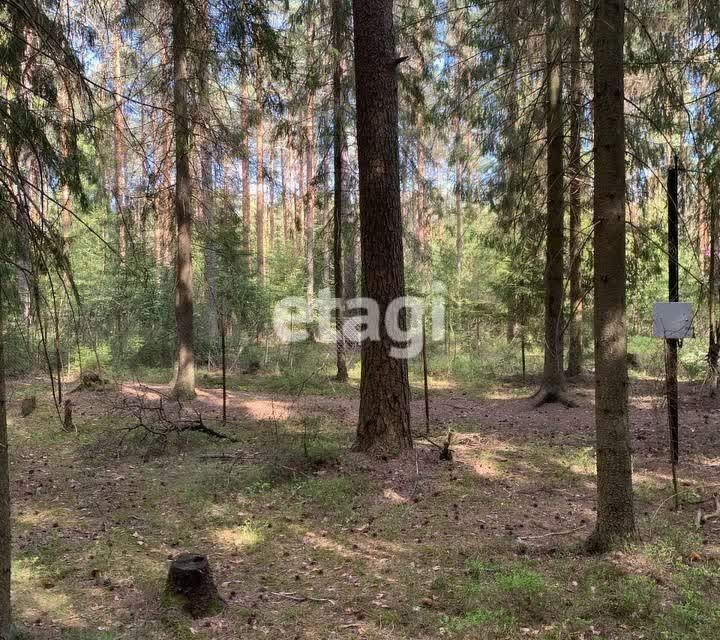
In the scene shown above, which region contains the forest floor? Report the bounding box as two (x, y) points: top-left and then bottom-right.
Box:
(6, 363), (720, 639)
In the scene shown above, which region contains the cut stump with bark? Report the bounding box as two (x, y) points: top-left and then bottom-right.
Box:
(165, 553), (223, 618)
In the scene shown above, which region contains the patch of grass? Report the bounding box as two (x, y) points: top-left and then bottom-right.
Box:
(60, 632), (123, 640)
(297, 474), (371, 519)
(638, 525), (705, 568)
(658, 589), (720, 639)
(441, 607), (517, 634)
(440, 559), (554, 628)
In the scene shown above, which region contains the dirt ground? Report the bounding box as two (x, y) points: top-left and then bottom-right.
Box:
(7, 374), (720, 639)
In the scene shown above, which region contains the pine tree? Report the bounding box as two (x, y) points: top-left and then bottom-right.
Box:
(171, 0), (196, 399)
(588, 0), (636, 552)
(353, 0), (412, 454)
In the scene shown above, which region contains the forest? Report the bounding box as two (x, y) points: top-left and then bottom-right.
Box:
(1, 0), (720, 638)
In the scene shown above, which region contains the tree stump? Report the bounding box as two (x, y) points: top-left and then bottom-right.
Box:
(165, 554), (223, 618)
(20, 396), (36, 417)
(63, 399), (74, 432)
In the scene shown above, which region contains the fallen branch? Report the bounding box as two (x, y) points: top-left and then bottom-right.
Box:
(269, 591), (336, 606)
(516, 525), (586, 541)
(696, 496), (720, 526)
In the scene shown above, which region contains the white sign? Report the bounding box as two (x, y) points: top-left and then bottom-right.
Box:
(652, 302), (694, 339)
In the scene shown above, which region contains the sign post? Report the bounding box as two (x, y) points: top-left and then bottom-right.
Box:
(667, 158), (680, 509)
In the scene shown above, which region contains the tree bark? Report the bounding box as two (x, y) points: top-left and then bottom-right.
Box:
(268, 148), (275, 245)
(332, 0), (348, 382)
(0, 293), (11, 640)
(281, 147), (289, 244)
(297, 149), (305, 255)
(58, 86), (72, 243)
(587, 0), (636, 553)
(112, 12), (127, 257)
(171, 0), (195, 399)
(344, 192), (357, 300)
(256, 84), (265, 285)
(305, 94), (316, 310)
(537, 0), (567, 403)
(322, 170), (330, 289)
(241, 83), (252, 268)
(454, 117), (463, 275)
(155, 36), (174, 269)
(353, 0), (412, 455)
(198, 0), (217, 341)
(416, 120), (426, 263)
(566, 0), (583, 377)
(710, 179), (717, 352)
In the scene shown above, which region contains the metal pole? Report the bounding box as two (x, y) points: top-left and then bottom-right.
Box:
(422, 316), (430, 435)
(667, 157), (680, 508)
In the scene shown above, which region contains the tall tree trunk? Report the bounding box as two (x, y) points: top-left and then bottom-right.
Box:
(305, 95), (316, 310)
(454, 117), (463, 275)
(709, 180), (716, 351)
(537, 0), (567, 403)
(281, 147), (289, 244)
(16, 28), (35, 328)
(268, 148), (275, 245)
(587, 0), (635, 552)
(241, 83), (252, 268)
(297, 149), (305, 255)
(155, 38), (173, 269)
(332, 0), (348, 382)
(0, 292), (10, 640)
(417, 115), (426, 264)
(171, 0), (195, 399)
(322, 170), (330, 289)
(199, 0), (217, 340)
(353, 0), (412, 455)
(58, 86), (72, 243)
(566, 0), (583, 377)
(112, 15), (127, 257)
(344, 186), (357, 300)
(256, 89), (265, 285)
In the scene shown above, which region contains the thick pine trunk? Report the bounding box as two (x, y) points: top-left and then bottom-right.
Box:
(332, 0), (348, 382)
(588, 0), (635, 552)
(199, 1), (217, 341)
(566, 0), (583, 377)
(0, 295), (11, 640)
(353, 0), (412, 455)
(539, 0), (566, 399)
(172, 0), (195, 399)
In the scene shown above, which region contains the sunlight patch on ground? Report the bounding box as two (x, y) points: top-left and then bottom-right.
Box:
(15, 508), (67, 528)
(301, 530), (403, 566)
(458, 453), (501, 479)
(213, 522), (263, 549)
(382, 488), (409, 504)
(426, 377), (457, 391)
(13, 558), (79, 627)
